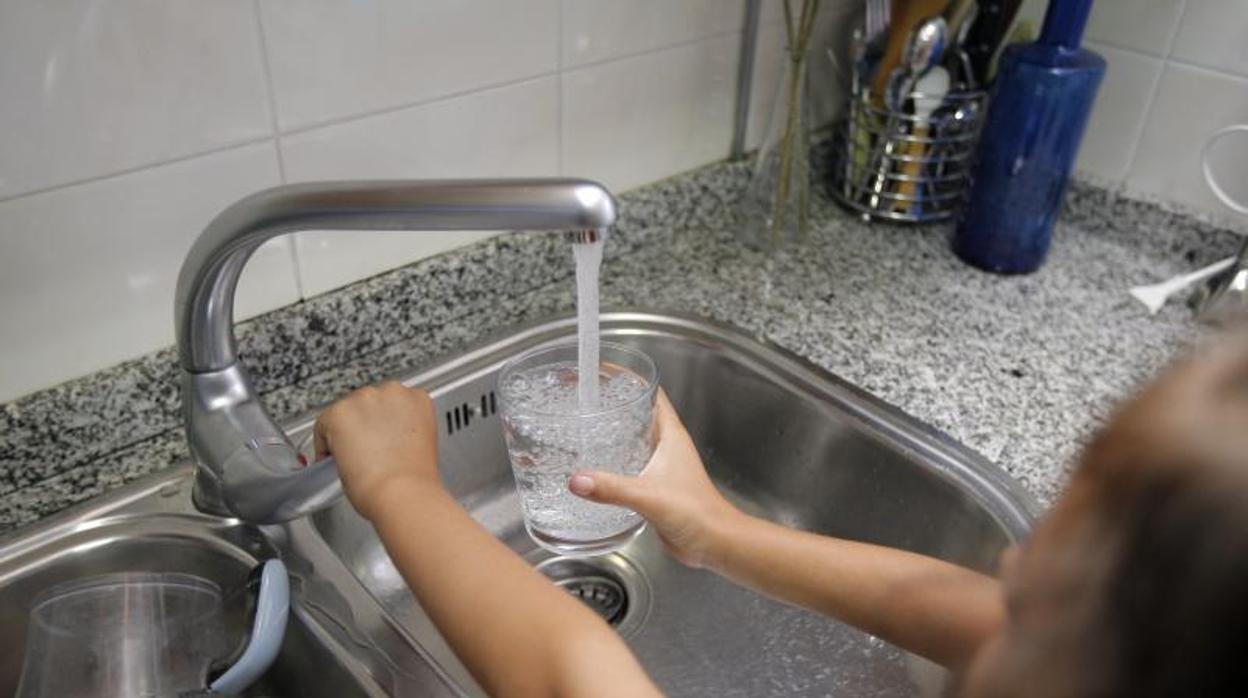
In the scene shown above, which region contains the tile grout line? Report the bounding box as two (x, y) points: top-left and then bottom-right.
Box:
(278, 26), (745, 140)
(560, 26), (745, 77)
(0, 28), (742, 209)
(278, 71), (562, 139)
(0, 72), (552, 207)
(1118, 0), (1190, 186)
(250, 0), (306, 299)
(0, 136), (274, 206)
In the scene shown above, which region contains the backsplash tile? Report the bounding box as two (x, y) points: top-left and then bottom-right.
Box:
(0, 142), (292, 402)
(745, 21), (787, 152)
(1084, 0), (1186, 56)
(1127, 62), (1248, 219)
(1072, 0), (1248, 229)
(0, 0), (271, 199)
(561, 0), (743, 68)
(284, 77), (559, 296)
(1170, 0), (1248, 78)
(3, 0), (1247, 406)
(257, 0), (559, 131)
(1076, 43), (1163, 183)
(562, 34), (739, 192)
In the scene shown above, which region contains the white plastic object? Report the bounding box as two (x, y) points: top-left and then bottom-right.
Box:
(209, 559), (290, 695)
(1202, 124), (1248, 216)
(1129, 256), (1236, 315)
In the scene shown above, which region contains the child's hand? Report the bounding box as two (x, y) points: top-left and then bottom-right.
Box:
(569, 390), (742, 568)
(314, 382), (439, 521)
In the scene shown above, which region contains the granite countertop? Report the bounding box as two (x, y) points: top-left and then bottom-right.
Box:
(1, 159), (1240, 531)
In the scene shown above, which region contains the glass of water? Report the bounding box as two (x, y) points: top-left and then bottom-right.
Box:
(497, 341), (658, 555)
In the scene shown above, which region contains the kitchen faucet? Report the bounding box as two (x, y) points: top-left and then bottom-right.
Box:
(175, 179), (617, 523)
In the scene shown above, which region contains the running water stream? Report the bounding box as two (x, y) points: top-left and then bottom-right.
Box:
(573, 236), (604, 411)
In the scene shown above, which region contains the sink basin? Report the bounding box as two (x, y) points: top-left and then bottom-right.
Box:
(290, 312), (1039, 696)
(0, 474), (398, 697)
(0, 311), (1036, 696)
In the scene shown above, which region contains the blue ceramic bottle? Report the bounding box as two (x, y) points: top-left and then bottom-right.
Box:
(952, 0), (1106, 274)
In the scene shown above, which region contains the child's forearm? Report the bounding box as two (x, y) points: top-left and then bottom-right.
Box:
(704, 510), (1004, 670)
(368, 480), (660, 698)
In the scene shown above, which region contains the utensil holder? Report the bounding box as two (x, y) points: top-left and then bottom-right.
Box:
(830, 82), (988, 224)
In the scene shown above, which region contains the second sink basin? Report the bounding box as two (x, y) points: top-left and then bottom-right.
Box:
(0, 475), (387, 697)
(291, 311), (1038, 696)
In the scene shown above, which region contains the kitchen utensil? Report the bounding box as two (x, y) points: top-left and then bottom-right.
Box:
(946, 0), (978, 41)
(871, 0), (954, 104)
(832, 83), (986, 223)
(947, 0), (980, 87)
(867, 15), (946, 209)
(889, 15), (949, 109)
(1130, 256), (1236, 315)
(16, 560), (289, 698)
(896, 66), (952, 212)
(963, 0), (1024, 84)
(954, 0), (1104, 273)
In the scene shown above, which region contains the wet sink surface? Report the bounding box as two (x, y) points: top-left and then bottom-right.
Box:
(0, 483), (384, 697)
(299, 312), (1038, 696)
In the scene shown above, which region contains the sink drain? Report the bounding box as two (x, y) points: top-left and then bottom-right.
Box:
(556, 571), (627, 625)
(536, 555), (650, 637)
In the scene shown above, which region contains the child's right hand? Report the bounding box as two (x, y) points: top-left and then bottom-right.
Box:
(314, 381), (440, 522)
(569, 390), (743, 568)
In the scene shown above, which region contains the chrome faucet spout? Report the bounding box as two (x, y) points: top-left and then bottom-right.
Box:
(176, 178), (617, 523)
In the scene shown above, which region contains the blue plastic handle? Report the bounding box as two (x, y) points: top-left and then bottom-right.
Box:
(209, 559), (290, 696)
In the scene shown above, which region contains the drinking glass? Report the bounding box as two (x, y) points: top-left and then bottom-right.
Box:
(497, 341), (658, 555)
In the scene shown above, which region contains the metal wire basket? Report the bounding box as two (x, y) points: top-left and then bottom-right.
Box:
(830, 83), (988, 224)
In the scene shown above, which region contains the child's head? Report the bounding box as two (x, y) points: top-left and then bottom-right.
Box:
(965, 337), (1248, 697)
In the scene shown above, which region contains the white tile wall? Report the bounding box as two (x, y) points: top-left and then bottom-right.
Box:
(0, 143), (293, 401)
(561, 0), (744, 68)
(1073, 0), (1248, 225)
(4, 0), (1246, 401)
(1128, 63), (1248, 216)
(284, 77), (560, 296)
(562, 34), (739, 192)
(1076, 43), (1163, 183)
(257, 0), (560, 131)
(1085, 0), (1186, 55)
(1171, 0), (1248, 78)
(0, 0), (750, 401)
(745, 0), (854, 151)
(0, 0), (271, 199)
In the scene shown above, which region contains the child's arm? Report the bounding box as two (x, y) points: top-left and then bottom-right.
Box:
(315, 382), (661, 698)
(570, 391), (1004, 671)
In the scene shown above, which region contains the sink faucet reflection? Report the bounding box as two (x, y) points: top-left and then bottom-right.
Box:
(175, 179), (617, 523)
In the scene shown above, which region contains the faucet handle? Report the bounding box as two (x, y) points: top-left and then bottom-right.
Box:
(184, 363), (343, 523)
(210, 439), (342, 523)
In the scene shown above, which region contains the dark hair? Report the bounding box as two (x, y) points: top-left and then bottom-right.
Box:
(974, 337), (1248, 697)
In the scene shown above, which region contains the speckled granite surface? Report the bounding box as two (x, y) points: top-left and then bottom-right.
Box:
(1, 160), (1242, 530)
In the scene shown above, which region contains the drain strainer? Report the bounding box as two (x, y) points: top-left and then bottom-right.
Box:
(536, 555), (650, 636)
(558, 573), (628, 625)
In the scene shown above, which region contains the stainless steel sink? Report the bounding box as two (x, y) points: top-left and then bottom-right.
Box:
(0, 473), (425, 697)
(290, 312), (1040, 696)
(0, 311), (1037, 697)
